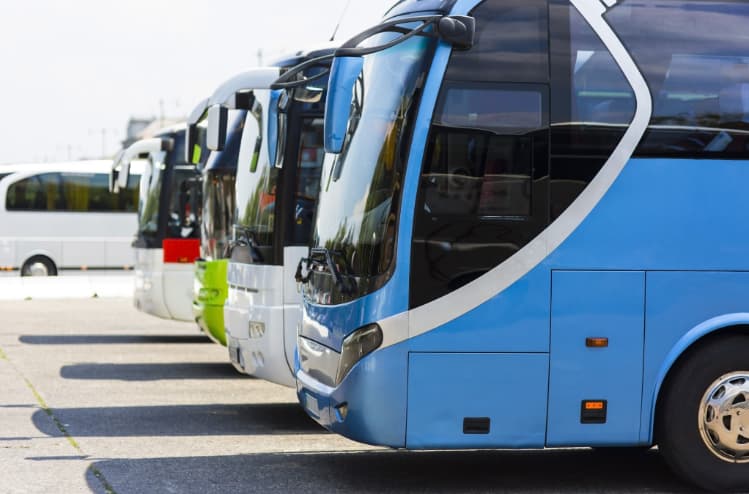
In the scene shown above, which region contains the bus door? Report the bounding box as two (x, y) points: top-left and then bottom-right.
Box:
(547, 271), (645, 446)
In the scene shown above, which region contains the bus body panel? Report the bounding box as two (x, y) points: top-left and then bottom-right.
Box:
(643, 273), (749, 442)
(163, 261), (196, 322)
(133, 247), (195, 321)
(225, 261), (295, 387)
(547, 270), (645, 446)
(134, 248), (170, 319)
(407, 353), (548, 448)
(297, 341), (410, 447)
(193, 259), (229, 345)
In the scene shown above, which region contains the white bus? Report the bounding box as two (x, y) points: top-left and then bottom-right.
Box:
(111, 125), (202, 321)
(0, 160), (141, 276)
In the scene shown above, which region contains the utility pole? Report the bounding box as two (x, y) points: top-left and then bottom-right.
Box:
(159, 98), (165, 127)
(257, 48), (263, 67)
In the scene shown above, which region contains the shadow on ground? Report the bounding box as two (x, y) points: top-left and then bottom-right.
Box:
(19, 334), (211, 345)
(85, 448), (697, 494)
(59, 362), (240, 381)
(33, 403), (323, 437)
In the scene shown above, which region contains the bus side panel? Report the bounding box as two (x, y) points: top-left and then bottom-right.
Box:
(63, 240), (106, 269)
(16, 239), (61, 269)
(406, 353), (548, 448)
(641, 271), (749, 442)
(0, 238), (14, 268)
(408, 267), (551, 353)
(547, 270), (645, 446)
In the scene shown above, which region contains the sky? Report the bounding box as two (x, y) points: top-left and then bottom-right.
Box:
(0, 1), (393, 164)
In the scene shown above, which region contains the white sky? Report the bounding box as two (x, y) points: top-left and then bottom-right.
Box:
(0, 1), (392, 164)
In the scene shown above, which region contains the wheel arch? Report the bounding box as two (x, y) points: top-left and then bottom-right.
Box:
(649, 313), (749, 442)
(21, 250), (59, 270)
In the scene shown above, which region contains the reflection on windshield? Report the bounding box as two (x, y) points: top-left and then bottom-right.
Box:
(138, 153), (165, 235)
(235, 95), (278, 246)
(201, 171), (235, 259)
(309, 32), (434, 302)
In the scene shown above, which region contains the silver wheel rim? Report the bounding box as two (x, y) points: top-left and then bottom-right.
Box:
(26, 262), (50, 276)
(699, 372), (749, 463)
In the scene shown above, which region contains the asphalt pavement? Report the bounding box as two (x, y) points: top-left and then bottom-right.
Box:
(0, 297), (698, 493)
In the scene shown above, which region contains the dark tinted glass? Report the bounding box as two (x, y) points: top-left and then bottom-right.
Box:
(444, 0), (549, 83)
(201, 170), (235, 259)
(60, 173), (137, 212)
(6, 173), (63, 211)
(549, 3), (635, 220)
(291, 117), (324, 245)
(607, 0), (749, 158)
(167, 166), (201, 239)
(412, 90), (550, 305)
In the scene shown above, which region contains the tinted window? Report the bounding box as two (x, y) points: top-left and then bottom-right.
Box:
(410, 89), (549, 307)
(291, 117), (325, 244)
(6, 173), (63, 211)
(549, 3), (635, 220)
(410, 0), (550, 308)
(60, 173), (138, 212)
(607, 0), (749, 158)
(444, 0), (549, 83)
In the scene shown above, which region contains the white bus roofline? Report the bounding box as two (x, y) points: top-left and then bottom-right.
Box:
(113, 137), (173, 191)
(207, 67), (281, 109)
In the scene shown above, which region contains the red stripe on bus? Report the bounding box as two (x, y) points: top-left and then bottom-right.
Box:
(163, 239), (200, 264)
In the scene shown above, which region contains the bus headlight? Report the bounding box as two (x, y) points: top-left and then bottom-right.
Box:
(336, 323), (382, 385)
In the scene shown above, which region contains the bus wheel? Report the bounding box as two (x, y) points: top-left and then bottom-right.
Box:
(658, 334), (749, 492)
(21, 256), (57, 277)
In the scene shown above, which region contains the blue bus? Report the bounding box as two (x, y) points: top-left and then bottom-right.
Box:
(293, 0), (749, 491)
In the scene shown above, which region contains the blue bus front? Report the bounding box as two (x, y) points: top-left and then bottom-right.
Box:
(296, 0), (749, 464)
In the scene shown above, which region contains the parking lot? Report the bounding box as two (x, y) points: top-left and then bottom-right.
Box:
(0, 297), (697, 493)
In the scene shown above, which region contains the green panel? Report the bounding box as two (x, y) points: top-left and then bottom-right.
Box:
(193, 259), (229, 346)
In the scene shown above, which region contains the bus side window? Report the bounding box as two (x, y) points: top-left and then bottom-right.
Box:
(606, 0), (749, 157)
(549, 3), (635, 221)
(6, 173), (63, 211)
(410, 0), (550, 309)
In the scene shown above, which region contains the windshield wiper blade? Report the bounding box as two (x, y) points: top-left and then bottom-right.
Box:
(295, 247), (356, 294)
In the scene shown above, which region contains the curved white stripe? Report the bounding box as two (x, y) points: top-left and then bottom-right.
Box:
(380, 0), (654, 348)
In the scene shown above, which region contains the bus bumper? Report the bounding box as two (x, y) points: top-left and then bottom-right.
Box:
(224, 299), (295, 387)
(295, 342), (408, 448)
(193, 302), (226, 346)
(193, 260), (228, 346)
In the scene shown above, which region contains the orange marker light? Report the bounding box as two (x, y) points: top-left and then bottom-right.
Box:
(586, 337), (609, 348)
(585, 401), (605, 410)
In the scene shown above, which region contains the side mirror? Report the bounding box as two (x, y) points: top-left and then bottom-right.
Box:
(268, 90), (288, 168)
(324, 56), (364, 154)
(207, 105), (228, 151)
(186, 97), (209, 163)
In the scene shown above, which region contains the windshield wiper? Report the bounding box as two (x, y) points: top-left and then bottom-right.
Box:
(225, 226), (264, 263)
(295, 247), (356, 294)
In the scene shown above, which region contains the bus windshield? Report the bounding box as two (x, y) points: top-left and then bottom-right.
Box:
(201, 169), (235, 259)
(308, 31), (435, 303)
(137, 133), (199, 242)
(235, 98), (277, 247)
(138, 154), (164, 236)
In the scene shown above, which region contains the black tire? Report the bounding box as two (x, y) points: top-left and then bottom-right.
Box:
(657, 333), (749, 492)
(20, 256), (57, 277)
